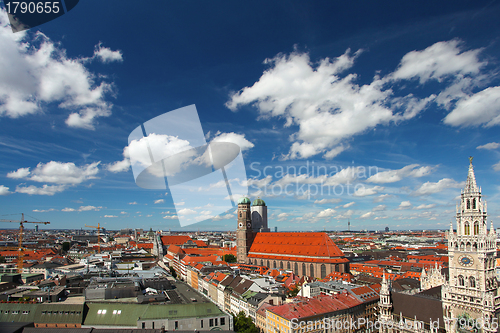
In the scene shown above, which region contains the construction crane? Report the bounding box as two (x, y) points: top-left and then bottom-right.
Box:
(0, 213), (50, 272)
(85, 223), (102, 253)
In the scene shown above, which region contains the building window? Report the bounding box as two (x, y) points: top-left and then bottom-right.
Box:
(467, 199), (470, 209)
(321, 264), (327, 279)
(469, 276), (476, 288)
(474, 222), (479, 235)
(310, 263), (314, 277)
(458, 275), (464, 286)
(221, 317), (225, 326)
(464, 222), (470, 235)
(302, 263), (306, 276)
(294, 263), (298, 275)
(215, 318), (218, 326)
(210, 319), (214, 327)
(142, 323), (145, 329)
(175, 321), (178, 329)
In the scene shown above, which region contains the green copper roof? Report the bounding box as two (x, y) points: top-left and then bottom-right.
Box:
(238, 197), (251, 204)
(252, 198), (266, 206)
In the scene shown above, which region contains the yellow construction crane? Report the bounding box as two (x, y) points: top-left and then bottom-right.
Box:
(85, 223), (102, 253)
(0, 213), (50, 272)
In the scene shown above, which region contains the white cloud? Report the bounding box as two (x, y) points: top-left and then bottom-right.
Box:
(210, 132), (254, 151)
(373, 194), (392, 203)
(391, 39), (484, 83)
(396, 201), (412, 210)
(352, 185), (384, 197)
(128, 202), (138, 205)
(477, 142), (500, 150)
(494, 162), (500, 172)
(414, 204), (436, 210)
(244, 175), (273, 189)
(343, 201), (355, 208)
(226, 50), (396, 159)
(79, 205), (102, 211)
(317, 208), (336, 218)
(372, 204), (386, 212)
(154, 199), (164, 204)
(32, 208), (56, 212)
(277, 213), (289, 221)
(93, 44), (123, 63)
(120, 211), (127, 214)
(335, 209), (354, 220)
(314, 198), (342, 204)
(227, 40), (490, 160)
(107, 159), (130, 173)
(366, 164), (433, 184)
(0, 11), (118, 128)
(413, 178), (464, 196)
(62, 205), (102, 212)
(359, 212), (374, 219)
(163, 215), (178, 220)
(444, 86), (500, 127)
(8, 161), (99, 184)
(104, 215), (117, 218)
(6, 167), (30, 179)
(0, 185), (11, 195)
(178, 208), (196, 215)
(16, 184), (67, 195)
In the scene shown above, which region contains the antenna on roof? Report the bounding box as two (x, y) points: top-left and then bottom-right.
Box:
(348, 219), (350, 232)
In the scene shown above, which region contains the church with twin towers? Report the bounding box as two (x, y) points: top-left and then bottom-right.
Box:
(236, 197), (349, 279)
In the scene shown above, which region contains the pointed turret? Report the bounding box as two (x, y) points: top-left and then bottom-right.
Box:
(464, 156), (479, 194)
(490, 220), (495, 235)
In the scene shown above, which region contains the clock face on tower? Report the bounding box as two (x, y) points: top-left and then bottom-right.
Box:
(247, 223), (251, 228)
(239, 222), (243, 228)
(458, 255), (474, 267)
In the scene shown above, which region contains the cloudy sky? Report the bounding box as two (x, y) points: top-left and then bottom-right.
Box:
(1, 1), (500, 231)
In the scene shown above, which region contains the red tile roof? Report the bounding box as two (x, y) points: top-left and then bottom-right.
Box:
(248, 232), (345, 263)
(268, 293), (362, 320)
(161, 235), (192, 245)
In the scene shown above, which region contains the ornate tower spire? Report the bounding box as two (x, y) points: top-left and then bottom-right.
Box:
(465, 156), (479, 194)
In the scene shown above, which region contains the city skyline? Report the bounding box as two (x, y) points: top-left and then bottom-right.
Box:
(1, 1), (500, 231)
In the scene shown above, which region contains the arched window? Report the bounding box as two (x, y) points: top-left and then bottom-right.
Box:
(458, 275), (464, 287)
(474, 221), (479, 235)
(287, 262), (290, 270)
(472, 198), (476, 209)
(260, 260), (263, 266)
(280, 261), (283, 269)
(321, 264), (327, 279)
(302, 263), (306, 276)
(469, 276), (476, 288)
(239, 211), (242, 217)
(310, 263), (314, 277)
(464, 222), (470, 235)
(294, 263), (298, 275)
(273, 261), (276, 268)
(267, 260), (270, 268)
(467, 199), (470, 209)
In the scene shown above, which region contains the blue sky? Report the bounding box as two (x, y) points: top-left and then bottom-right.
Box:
(1, 1), (500, 231)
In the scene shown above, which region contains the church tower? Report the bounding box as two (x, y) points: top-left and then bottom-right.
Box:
(442, 158), (500, 332)
(379, 272), (393, 332)
(236, 197), (253, 263)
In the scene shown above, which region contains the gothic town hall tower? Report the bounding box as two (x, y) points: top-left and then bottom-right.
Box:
(442, 158), (500, 332)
